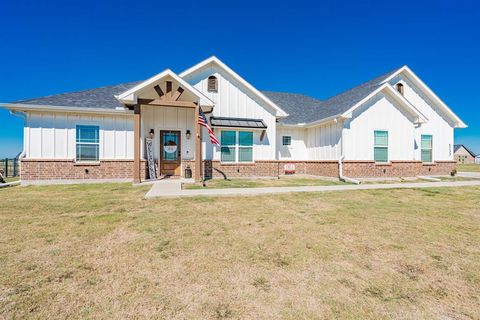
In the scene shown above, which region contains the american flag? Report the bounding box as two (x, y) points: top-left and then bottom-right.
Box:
(198, 107), (220, 146)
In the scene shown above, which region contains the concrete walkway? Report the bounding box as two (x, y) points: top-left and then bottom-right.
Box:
(144, 178), (193, 198)
(0, 181), (21, 188)
(145, 179), (480, 199)
(458, 171), (480, 179)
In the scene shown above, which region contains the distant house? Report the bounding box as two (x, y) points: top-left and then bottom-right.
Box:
(476, 155), (480, 164)
(0, 56), (467, 184)
(454, 144), (476, 164)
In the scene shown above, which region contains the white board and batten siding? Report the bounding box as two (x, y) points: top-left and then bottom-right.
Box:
(276, 123), (342, 161)
(306, 121), (342, 160)
(183, 66), (278, 161)
(389, 75), (454, 161)
(25, 111), (134, 160)
(140, 106), (196, 160)
(342, 93), (416, 161)
(276, 127), (308, 160)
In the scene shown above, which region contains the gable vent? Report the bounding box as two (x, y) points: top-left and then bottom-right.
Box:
(208, 76), (218, 92)
(396, 83), (404, 95)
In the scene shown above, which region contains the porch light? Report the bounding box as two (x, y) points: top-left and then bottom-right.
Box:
(186, 130), (191, 139)
(149, 129), (154, 138)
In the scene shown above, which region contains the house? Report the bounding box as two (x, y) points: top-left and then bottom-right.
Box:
(454, 144), (477, 164)
(0, 57), (467, 183)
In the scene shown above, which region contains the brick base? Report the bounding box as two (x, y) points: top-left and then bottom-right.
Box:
(20, 159), (457, 181)
(202, 160), (339, 179)
(21, 159), (147, 181)
(342, 160), (457, 178)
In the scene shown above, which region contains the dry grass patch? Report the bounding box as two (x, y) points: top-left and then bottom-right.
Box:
(458, 164), (480, 172)
(0, 183), (479, 319)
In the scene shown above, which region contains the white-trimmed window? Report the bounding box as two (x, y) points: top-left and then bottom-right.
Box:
(76, 125), (100, 162)
(421, 135), (433, 163)
(282, 136), (291, 146)
(374, 130), (388, 163)
(220, 130), (253, 163)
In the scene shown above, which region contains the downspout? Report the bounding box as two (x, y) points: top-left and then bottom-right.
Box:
(9, 110), (27, 160)
(338, 119), (360, 184)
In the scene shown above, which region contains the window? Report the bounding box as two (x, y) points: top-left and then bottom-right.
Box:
(374, 130), (388, 162)
(282, 136), (291, 146)
(208, 76), (218, 92)
(220, 130), (253, 162)
(396, 83), (404, 95)
(76, 125), (99, 162)
(221, 131), (236, 162)
(421, 135), (433, 162)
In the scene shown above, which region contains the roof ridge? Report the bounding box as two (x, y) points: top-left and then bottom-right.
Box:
(261, 90), (323, 101)
(318, 66), (403, 103)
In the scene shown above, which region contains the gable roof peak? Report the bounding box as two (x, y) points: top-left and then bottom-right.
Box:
(179, 56), (288, 117)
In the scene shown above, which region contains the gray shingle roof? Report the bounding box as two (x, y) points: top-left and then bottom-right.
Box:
(13, 81), (141, 109)
(263, 68), (400, 124)
(11, 67), (401, 125)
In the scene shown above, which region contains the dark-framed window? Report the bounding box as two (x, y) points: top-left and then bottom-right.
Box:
(282, 136), (291, 146)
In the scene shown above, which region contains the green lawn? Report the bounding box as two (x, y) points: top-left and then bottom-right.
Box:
(184, 176), (346, 189)
(1, 183), (479, 319)
(457, 163), (480, 172)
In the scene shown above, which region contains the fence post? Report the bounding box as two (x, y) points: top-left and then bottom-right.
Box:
(13, 159), (17, 177)
(4, 158), (8, 177)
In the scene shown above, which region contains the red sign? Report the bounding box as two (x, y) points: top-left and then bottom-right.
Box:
(284, 163), (295, 174)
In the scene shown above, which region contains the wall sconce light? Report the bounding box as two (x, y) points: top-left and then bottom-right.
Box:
(186, 130), (191, 139)
(149, 129), (154, 138)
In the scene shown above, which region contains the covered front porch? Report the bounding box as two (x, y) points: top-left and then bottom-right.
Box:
(115, 69), (214, 183)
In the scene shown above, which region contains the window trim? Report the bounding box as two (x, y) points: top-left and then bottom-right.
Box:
(282, 135), (292, 146)
(373, 130), (389, 163)
(75, 125), (100, 163)
(421, 134), (433, 163)
(220, 129), (254, 163)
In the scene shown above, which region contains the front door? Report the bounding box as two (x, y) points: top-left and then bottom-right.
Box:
(160, 130), (181, 176)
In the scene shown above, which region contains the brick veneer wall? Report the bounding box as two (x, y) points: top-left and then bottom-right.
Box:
(202, 160), (339, 179)
(21, 159), (147, 181)
(342, 160), (457, 178)
(21, 159), (456, 181)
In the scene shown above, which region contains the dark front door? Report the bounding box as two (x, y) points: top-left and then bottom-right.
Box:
(160, 130), (181, 176)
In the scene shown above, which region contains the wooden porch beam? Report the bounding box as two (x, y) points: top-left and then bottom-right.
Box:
(138, 98), (197, 108)
(172, 87), (184, 101)
(166, 81), (172, 99)
(133, 104), (141, 183)
(153, 85), (164, 100)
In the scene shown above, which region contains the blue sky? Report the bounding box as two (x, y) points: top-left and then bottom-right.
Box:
(1, 0), (479, 157)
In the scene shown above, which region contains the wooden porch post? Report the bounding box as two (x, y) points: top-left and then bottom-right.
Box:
(133, 104), (141, 183)
(195, 103), (202, 183)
